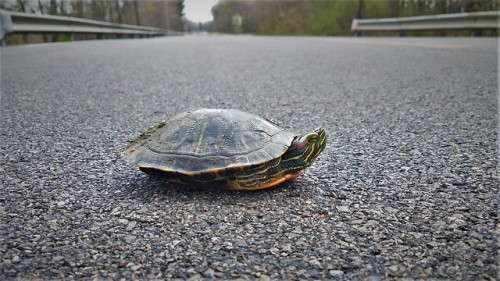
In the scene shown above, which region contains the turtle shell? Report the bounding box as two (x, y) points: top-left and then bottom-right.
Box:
(122, 109), (296, 174)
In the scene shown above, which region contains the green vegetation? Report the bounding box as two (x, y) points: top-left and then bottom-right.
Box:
(211, 0), (498, 36)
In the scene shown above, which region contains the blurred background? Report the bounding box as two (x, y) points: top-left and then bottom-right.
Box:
(208, 0), (497, 36)
(1, 0), (498, 45)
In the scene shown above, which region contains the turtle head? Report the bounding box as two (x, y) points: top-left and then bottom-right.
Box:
(284, 128), (327, 169)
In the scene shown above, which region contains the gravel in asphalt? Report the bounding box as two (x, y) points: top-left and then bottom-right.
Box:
(0, 36), (498, 280)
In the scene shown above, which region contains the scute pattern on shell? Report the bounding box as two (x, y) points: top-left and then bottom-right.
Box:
(123, 109), (296, 174)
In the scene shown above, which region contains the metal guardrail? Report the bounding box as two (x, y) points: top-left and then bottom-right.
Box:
(0, 10), (170, 45)
(351, 11), (499, 33)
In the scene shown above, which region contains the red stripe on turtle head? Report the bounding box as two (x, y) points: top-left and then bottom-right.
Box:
(295, 137), (309, 150)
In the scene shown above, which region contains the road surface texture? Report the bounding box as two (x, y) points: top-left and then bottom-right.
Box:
(0, 36), (498, 280)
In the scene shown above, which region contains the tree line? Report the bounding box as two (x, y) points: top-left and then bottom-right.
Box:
(211, 0), (498, 35)
(1, 0), (185, 30)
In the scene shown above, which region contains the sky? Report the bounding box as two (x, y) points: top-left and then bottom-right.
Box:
(184, 0), (220, 22)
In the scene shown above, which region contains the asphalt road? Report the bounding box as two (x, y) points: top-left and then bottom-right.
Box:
(1, 36), (498, 280)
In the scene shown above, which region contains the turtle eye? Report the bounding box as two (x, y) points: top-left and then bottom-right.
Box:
(308, 133), (319, 142)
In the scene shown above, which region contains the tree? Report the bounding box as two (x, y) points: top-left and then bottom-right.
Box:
(177, 0), (185, 18)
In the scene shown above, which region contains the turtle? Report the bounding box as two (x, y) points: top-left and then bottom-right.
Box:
(122, 109), (327, 190)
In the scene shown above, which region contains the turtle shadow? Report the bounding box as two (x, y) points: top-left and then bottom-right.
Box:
(118, 172), (306, 205)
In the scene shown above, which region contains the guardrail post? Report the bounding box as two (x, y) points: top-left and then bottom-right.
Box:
(351, 19), (362, 37)
(0, 10), (13, 46)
